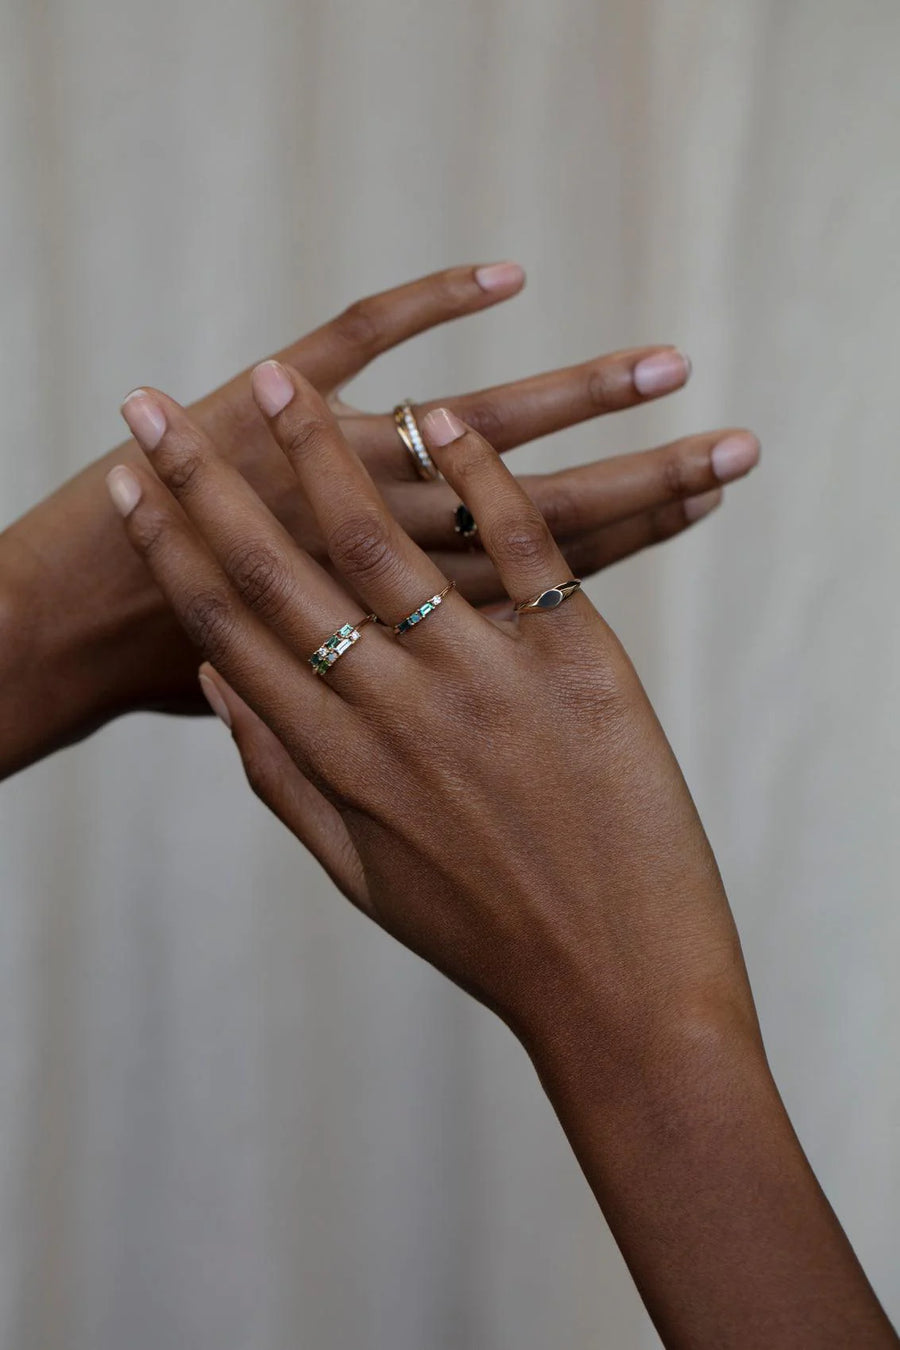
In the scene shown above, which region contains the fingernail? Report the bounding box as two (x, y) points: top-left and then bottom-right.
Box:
(683, 487), (722, 522)
(198, 671), (232, 730)
(474, 262), (526, 294)
(422, 407), (466, 447)
(632, 350), (691, 396)
(252, 361), (295, 417)
(106, 465), (142, 517)
(710, 433), (760, 483)
(121, 389), (167, 450)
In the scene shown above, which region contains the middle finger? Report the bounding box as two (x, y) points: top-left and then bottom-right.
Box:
(351, 344), (692, 477)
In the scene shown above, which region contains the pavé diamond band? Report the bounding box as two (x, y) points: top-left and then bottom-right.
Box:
(394, 400), (440, 481)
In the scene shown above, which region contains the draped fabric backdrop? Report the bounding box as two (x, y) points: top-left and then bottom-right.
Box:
(0, 2), (898, 1346)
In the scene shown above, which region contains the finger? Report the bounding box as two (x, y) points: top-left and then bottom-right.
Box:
(104, 461), (344, 774)
(529, 430), (758, 536)
(251, 361), (483, 645)
(429, 487), (723, 605)
(420, 409), (578, 618)
(278, 262), (526, 390)
(120, 387), (401, 691)
(380, 427), (758, 552)
(199, 665), (372, 915)
(351, 345), (692, 478)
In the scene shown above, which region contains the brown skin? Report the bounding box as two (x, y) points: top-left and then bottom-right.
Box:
(106, 367), (895, 1349)
(0, 263), (744, 778)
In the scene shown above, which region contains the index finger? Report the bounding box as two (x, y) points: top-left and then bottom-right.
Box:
(280, 262), (526, 389)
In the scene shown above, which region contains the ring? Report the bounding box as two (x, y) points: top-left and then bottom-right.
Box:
(394, 400), (439, 481)
(393, 581), (456, 636)
(454, 504), (479, 543)
(309, 614), (378, 676)
(514, 579), (582, 614)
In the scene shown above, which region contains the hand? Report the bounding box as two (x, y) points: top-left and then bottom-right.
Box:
(107, 370), (896, 1350)
(0, 263), (756, 776)
(107, 360), (752, 1036)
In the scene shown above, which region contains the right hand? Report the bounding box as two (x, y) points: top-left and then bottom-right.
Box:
(109, 368), (899, 1350)
(108, 362), (756, 1046)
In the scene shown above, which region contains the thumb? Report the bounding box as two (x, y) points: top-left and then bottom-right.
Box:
(198, 664), (371, 914)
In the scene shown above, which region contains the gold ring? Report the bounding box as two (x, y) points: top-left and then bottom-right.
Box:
(392, 581), (456, 636)
(394, 400), (439, 481)
(309, 614), (378, 675)
(514, 579), (582, 614)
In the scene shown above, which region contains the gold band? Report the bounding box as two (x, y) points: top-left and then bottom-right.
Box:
(309, 614), (377, 676)
(394, 400), (439, 481)
(514, 579), (582, 614)
(392, 581), (456, 636)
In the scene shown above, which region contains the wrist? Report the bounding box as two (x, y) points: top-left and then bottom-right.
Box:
(0, 455), (195, 776)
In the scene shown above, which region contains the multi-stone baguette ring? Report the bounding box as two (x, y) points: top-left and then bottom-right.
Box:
(513, 579), (582, 614)
(308, 613), (378, 676)
(394, 400), (439, 481)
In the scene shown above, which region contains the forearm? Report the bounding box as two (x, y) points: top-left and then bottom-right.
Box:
(527, 998), (896, 1348)
(0, 448), (196, 778)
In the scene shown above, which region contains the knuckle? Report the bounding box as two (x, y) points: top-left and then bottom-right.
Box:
(224, 540), (293, 621)
(181, 589), (237, 658)
(487, 510), (552, 566)
(332, 297), (385, 352)
(326, 510), (397, 584)
(460, 400), (505, 445)
(535, 481), (577, 537)
(586, 361), (622, 410)
(128, 504), (170, 555)
(282, 415), (334, 465)
(660, 451), (692, 500)
(161, 446), (205, 496)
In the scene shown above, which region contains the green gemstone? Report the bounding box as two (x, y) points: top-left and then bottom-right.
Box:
(420, 602), (434, 616)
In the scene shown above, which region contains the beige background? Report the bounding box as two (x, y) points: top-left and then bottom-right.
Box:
(1, 1), (898, 1346)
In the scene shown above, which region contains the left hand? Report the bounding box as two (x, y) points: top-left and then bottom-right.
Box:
(0, 264), (756, 776)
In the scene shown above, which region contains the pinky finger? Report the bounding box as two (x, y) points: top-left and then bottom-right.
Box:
(199, 665), (373, 916)
(558, 489), (724, 577)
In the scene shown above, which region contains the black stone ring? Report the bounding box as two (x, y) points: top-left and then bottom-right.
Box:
(454, 503), (479, 544)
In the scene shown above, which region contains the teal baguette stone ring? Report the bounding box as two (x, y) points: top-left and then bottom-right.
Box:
(309, 613), (378, 676)
(392, 581), (456, 636)
(514, 579), (582, 614)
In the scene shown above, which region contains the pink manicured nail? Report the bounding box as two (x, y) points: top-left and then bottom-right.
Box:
(252, 361), (295, 417)
(710, 433), (760, 483)
(632, 351), (691, 396)
(106, 465), (142, 517)
(198, 672), (232, 729)
(422, 407), (466, 447)
(121, 390), (167, 450)
(474, 262), (526, 294)
(683, 488), (723, 522)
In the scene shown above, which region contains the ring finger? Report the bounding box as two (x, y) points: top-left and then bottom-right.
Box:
(120, 387), (403, 693)
(250, 362), (484, 654)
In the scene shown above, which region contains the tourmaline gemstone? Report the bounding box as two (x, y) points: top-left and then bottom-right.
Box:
(420, 602), (434, 616)
(454, 504), (477, 539)
(537, 589), (563, 608)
